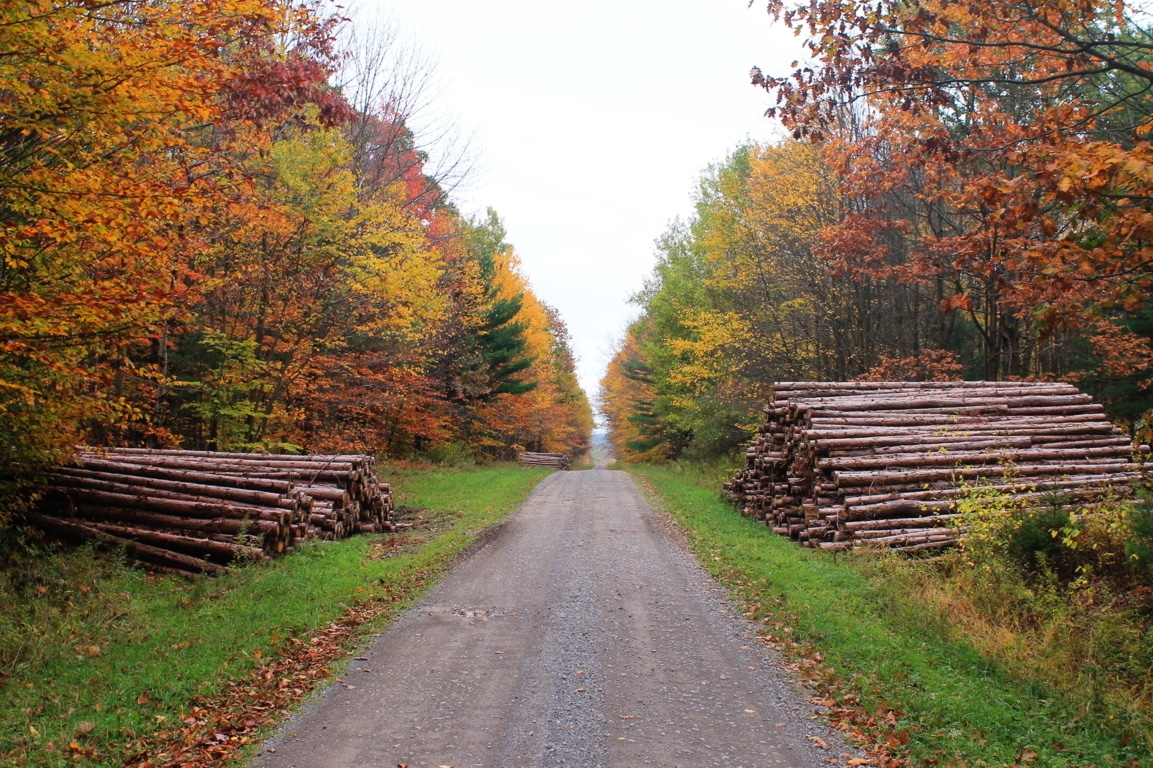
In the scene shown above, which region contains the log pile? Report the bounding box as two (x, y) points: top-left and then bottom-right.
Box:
(725, 382), (1145, 553)
(30, 448), (395, 575)
(517, 452), (572, 470)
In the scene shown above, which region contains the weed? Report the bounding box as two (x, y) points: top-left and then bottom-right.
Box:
(1126, 500), (1153, 581)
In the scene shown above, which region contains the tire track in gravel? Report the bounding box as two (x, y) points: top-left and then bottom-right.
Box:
(251, 469), (861, 768)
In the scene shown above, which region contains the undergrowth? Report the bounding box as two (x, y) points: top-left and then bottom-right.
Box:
(629, 462), (1153, 767)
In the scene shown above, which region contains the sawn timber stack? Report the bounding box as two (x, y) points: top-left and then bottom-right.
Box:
(725, 382), (1146, 552)
(31, 448), (395, 575)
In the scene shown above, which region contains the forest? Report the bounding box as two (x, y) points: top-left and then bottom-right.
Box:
(602, 0), (1153, 462)
(0, 0), (593, 514)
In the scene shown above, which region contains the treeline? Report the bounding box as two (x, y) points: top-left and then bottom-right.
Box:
(602, 0), (1153, 462)
(1, 0), (592, 506)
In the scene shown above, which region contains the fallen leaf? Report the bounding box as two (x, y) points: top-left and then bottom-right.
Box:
(809, 736), (830, 749)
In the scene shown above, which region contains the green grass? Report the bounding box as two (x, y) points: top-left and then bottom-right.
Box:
(0, 463), (549, 766)
(628, 463), (1151, 768)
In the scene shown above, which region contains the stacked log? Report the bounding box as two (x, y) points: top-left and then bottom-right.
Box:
(518, 452), (572, 470)
(726, 382), (1145, 553)
(31, 448), (396, 575)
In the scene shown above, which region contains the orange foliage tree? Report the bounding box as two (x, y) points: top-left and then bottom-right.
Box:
(0, 0), (344, 490)
(0, 1), (591, 507)
(752, 0), (1153, 384)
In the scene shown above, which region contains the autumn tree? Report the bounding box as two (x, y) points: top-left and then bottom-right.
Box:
(461, 224), (591, 459)
(600, 319), (688, 462)
(0, 1), (591, 498)
(0, 0), (349, 505)
(752, 0), (1153, 388)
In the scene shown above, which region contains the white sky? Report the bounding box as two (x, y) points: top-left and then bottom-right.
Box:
(367, 0), (802, 409)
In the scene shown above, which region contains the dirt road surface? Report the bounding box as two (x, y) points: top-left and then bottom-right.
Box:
(252, 470), (859, 768)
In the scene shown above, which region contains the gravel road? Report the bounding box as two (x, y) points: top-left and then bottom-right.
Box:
(252, 469), (860, 768)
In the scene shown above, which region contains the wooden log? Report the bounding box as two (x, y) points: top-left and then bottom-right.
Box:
(817, 445), (1133, 471)
(79, 455), (358, 484)
(84, 452), (361, 472)
(293, 484), (350, 504)
(80, 521), (264, 561)
(841, 473), (1140, 507)
(816, 435), (1036, 452)
(773, 381), (1081, 395)
(85, 447), (371, 463)
(67, 504), (280, 536)
(23, 513), (229, 574)
(76, 458), (294, 494)
(47, 471), (294, 510)
(49, 488), (291, 522)
(832, 462), (1137, 487)
(893, 539), (958, 553)
(804, 413), (1110, 430)
(840, 514), (963, 531)
(851, 525), (967, 540)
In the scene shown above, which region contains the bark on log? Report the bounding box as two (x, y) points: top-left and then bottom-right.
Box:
(76, 458), (294, 494)
(82, 521), (265, 561)
(24, 513), (229, 574)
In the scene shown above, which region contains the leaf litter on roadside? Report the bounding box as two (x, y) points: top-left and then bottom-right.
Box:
(122, 589), (407, 767)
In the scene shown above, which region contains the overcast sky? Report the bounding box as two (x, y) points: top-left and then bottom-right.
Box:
(367, 0), (802, 411)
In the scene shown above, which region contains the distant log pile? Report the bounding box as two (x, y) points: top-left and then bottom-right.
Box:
(517, 452), (571, 470)
(30, 448), (395, 575)
(725, 382), (1146, 553)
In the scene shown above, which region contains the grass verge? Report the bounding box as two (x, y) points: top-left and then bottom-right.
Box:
(629, 462), (1150, 768)
(0, 463), (549, 767)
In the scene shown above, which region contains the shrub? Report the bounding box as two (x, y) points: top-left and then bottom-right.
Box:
(1005, 507), (1076, 580)
(1125, 500), (1153, 584)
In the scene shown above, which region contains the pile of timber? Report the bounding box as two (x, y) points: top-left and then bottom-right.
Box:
(725, 382), (1146, 553)
(518, 451), (572, 470)
(29, 448), (395, 575)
